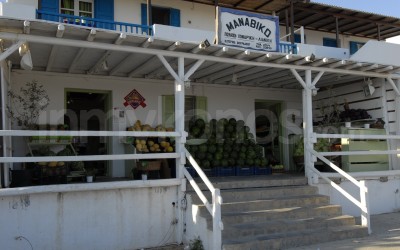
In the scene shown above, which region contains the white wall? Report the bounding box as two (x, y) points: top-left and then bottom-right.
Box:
(0, 184), (179, 249)
(10, 71), (302, 175)
(115, 0), (215, 32)
(317, 177), (400, 216)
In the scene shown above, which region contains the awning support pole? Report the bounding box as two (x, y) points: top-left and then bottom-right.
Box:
(387, 77), (400, 96)
(0, 62), (9, 187)
(0, 41), (23, 62)
(294, 69), (323, 184)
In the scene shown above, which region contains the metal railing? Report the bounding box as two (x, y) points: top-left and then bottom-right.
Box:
(307, 132), (400, 234)
(36, 10), (153, 35)
(279, 42), (297, 54)
(0, 130), (179, 163)
(183, 148), (223, 250)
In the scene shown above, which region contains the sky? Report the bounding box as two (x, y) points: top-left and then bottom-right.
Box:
(311, 0), (400, 18)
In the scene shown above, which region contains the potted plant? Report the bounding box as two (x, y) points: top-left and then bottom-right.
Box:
(85, 167), (97, 183)
(7, 80), (50, 130)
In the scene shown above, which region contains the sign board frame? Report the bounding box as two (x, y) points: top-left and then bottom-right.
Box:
(216, 7), (280, 52)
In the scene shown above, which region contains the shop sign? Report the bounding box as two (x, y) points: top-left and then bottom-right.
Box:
(123, 89), (147, 109)
(216, 7), (279, 52)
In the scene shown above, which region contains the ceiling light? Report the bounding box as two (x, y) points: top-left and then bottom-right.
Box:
(20, 50), (33, 70)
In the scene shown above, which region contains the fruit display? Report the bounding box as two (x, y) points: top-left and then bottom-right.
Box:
(128, 120), (175, 153)
(186, 118), (269, 170)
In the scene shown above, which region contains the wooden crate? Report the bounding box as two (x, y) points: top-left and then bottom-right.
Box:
(341, 128), (389, 172)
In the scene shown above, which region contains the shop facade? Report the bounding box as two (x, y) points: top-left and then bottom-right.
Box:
(0, 0), (400, 249)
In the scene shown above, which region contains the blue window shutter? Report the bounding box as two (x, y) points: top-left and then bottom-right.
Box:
(350, 41), (359, 55)
(141, 3), (149, 34)
(141, 4), (148, 26)
(39, 0), (59, 21)
(170, 8), (180, 27)
(94, 0), (114, 30)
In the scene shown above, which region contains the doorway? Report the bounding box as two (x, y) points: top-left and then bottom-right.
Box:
(255, 101), (283, 167)
(65, 89), (111, 176)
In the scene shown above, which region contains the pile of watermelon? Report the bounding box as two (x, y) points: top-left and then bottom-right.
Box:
(187, 118), (269, 169)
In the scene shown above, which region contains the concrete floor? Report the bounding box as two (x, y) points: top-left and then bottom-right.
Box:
(288, 211), (400, 250)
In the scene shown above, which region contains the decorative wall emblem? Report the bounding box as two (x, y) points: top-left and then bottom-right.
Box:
(123, 89), (146, 109)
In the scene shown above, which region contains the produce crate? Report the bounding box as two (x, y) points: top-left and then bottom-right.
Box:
(217, 166), (236, 176)
(202, 167), (217, 177)
(185, 165), (198, 177)
(254, 166), (272, 175)
(136, 160), (161, 171)
(235, 166), (254, 176)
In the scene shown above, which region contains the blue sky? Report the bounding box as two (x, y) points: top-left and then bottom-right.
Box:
(311, 0), (400, 18)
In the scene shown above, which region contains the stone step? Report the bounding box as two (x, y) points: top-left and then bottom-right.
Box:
(190, 185), (318, 204)
(222, 225), (368, 250)
(196, 194), (330, 215)
(214, 205), (343, 226)
(222, 215), (355, 239)
(188, 175), (307, 191)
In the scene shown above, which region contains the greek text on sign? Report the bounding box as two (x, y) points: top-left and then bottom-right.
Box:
(216, 7), (279, 52)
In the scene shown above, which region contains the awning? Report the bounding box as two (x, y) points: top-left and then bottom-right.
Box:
(1, 18), (400, 91)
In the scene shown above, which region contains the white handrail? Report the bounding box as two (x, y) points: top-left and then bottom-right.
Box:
(183, 167), (212, 214)
(184, 148), (223, 250)
(316, 133), (400, 140)
(0, 129), (180, 137)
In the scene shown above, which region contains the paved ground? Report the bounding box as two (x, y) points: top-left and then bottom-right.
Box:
(288, 211), (400, 250)
(144, 212), (400, 250)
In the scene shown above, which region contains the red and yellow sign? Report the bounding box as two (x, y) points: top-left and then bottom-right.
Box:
(123, 89), (146, 109)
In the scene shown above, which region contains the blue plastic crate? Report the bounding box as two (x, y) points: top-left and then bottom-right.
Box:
(217, 166), (236, 176)
(202, 168), (217, 177)
(185, 166), (198, 177)
(254, 166), (272, 175)
(236, 166), (255, 176)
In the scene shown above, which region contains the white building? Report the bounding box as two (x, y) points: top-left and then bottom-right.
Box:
(0, 0), (400, 249)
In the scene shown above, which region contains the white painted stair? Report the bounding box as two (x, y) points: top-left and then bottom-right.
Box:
(187, 175), (368, 250)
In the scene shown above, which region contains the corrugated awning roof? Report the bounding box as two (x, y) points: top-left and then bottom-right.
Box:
(184, 0), (400, 39)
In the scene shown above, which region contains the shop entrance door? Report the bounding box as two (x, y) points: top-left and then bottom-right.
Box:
(65, 89), (111, 176)
(254, 100), (283, 168)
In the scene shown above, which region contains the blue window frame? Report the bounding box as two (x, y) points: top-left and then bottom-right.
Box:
(349, 41), (366, 55)
(323, 37), (338, 48)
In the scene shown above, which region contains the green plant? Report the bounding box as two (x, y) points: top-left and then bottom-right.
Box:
(293, 136), (330, 157)
(7, 80), (50, 129)
(189, 236), (204, 250)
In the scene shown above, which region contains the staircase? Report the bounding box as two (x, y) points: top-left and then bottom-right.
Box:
(187, 175), (368, 250)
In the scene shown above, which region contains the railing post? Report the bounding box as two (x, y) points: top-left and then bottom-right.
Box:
(212, 189), (222, 250)
(360, 180), (371, 234)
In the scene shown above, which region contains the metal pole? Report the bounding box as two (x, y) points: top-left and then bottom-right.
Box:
(1, 63), (9, 187)
(175, 56), (185, 244)
(285, 9), (290, 42)
(377, 24), (381, 41)
(147, 0), (152, 34)
(335, 17), (340, 48)
(290, 0), (295, 45)
(304, 70), (315, 184)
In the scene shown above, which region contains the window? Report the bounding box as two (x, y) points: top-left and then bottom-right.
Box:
(152, 6), (170, 26)
(349, 41), (365, 55)
(162, 96), (207, 129)
(294, 34), (306, 44)
(60, 0), (93, 18)
(141, 4), (180, 27)
(323, 37), (338, 48)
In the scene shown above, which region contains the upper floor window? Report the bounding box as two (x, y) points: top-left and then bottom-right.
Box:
(141, 4), (180, 27)
(323, 37), (338, 48)
(349, 41), (365, 55)
(60, 0), (93, 18)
